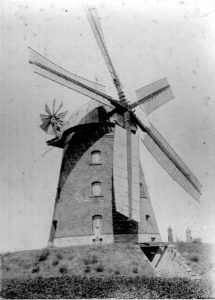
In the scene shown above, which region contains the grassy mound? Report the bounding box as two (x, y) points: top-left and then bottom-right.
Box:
(175, 241), (215, 277)
(1, 275), (213, 299)
(1, 242), (214, 298)
(0, 243), (155, 279)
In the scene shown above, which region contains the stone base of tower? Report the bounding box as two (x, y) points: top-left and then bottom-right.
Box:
(51, 234), (114, 248)
(138, 233), (162, 243)
(48, 233), (162, 248)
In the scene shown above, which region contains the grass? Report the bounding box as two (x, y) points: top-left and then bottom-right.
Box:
(1, 242), (214, 280)
(59, 264), (68, 274)
(84, 265), (91, 273)
(0, 243), (155, 279)
(175, 241), (215, 277)
(95, 264), (104, 272)
(133, 266), (138, 273)
(31, 264), (40, 274)
(52, 258), (59, 266)
(83, 254), (98, 265)
(0, 242), (214, 298)
(1, 242), (214, 279)
(1, 275), (213, 299)
(190, 254), (200, 262)
(38, 248), (50, 262)
(56, 253), (63, 260)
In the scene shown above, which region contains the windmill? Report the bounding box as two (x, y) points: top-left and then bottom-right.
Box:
(29, 6), (202, 247)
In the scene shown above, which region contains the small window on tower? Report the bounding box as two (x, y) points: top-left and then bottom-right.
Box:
(140, 183), (146, 198)
(91, 150), (102, 165)
(145, 214), (151, 221)
(92, 181), (102, 196)
(53, 220), (57, 230)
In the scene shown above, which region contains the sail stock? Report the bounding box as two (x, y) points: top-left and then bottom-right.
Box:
(85, 5), (125, 98)
(85, 6), (118, 82)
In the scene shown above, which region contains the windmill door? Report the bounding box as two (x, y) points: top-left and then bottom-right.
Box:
(92, 215), (102, 241)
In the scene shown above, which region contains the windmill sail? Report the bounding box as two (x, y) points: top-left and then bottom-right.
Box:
(113, 125), (129, 218)
(131, 133), (140, 222)
(29, 47), (106, 93)
(85, 6), (125, 99)
(29, 47), (115, 109)
(133, 78), (174, 115)
(141, 122), (202, 201)
(113, 125), (140, 222)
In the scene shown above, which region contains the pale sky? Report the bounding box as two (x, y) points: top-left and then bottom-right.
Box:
(1, 0), (215, 252)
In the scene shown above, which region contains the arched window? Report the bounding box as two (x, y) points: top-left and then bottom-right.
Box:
(92, 215), (102, 237)
(91, 150), (102, 165)
(92, 181), (102, 196)
(140, 183), (145, 198)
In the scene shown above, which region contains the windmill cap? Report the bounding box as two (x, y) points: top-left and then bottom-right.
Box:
(46, 100), (113, 148)
(62, 100), (112, 131)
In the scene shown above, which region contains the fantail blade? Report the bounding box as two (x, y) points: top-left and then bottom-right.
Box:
(56, 111), (68, 119)
(55, 102), (63, 115)
(40, 119), (51, 132)
(53, 99), (56, 115)
(40, 114), (50, 121)
(45, 103), (52, 115)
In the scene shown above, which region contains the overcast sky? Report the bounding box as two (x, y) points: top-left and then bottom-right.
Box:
(1, 0), (215, 252)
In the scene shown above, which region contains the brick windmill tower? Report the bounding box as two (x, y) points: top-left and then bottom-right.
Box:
(29, 6), (202, 247)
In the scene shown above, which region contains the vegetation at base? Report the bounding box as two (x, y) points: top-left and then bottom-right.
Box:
(1, 242), (215, 298)
(190, 254), (199, 262)
(0, 275), (213, 299)
(174, 241), (215, 277)
(192, 238), (202, 244)
(38, 248), (50, 262)
(0, 243), (155, 279)
(58, 264), (68, 274)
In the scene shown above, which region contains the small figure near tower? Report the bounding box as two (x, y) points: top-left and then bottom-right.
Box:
(168, 226), (174, 243)
(186, 227), (192, 242)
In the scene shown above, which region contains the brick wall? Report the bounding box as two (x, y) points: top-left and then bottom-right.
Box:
(138, 165), (161, 241)
(50, 124), (114, 242)
(49, 122), (162, 245)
